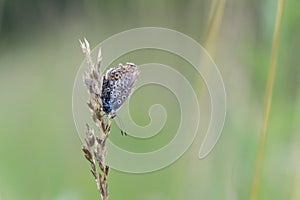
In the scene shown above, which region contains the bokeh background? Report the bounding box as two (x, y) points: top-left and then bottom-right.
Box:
(0, 0), (299, 199)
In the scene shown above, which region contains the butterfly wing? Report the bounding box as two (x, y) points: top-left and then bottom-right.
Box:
(110, 63), (139, 112)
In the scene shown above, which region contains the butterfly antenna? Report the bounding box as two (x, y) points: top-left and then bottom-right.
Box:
(115, 115), (127, 136)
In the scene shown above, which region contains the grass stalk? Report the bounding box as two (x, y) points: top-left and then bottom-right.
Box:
(80, 38), (111, 200)
(250, 0), (285, 199)
(204, 0), (226, 54)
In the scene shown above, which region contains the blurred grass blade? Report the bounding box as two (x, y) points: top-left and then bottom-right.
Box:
(205, 0), (226, 55)
(250, 0), (285, 199)
(205, 0), (218, 36)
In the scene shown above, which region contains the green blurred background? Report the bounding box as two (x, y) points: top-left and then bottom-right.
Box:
(0, 0), (299, 199)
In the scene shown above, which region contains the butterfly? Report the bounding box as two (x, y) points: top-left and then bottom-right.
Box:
(101, 62), (139, 118)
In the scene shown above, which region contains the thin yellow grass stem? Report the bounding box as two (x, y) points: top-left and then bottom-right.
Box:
(197, 0), (226, 95)
(206, 0), (218, 35)
(205, 0), (226, 54)
(250, 0), (285, 199)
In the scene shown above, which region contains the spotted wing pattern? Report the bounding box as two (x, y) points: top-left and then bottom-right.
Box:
(101, 62), (139, 115)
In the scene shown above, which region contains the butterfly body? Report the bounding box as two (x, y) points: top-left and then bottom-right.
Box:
(101, 63), (139, 116)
